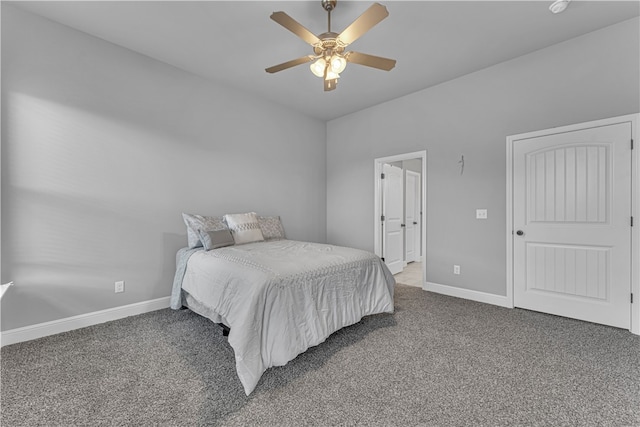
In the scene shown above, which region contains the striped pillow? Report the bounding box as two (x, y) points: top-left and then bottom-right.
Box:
(197, 229), (235, 251)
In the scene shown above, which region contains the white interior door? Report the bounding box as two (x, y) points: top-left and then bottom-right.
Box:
(513, 122), (632, 329)
(383, 164), (404, 275)
(405, 171), (420, 263)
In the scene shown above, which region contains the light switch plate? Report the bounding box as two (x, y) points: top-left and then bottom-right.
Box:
(476, 209), (488, 219)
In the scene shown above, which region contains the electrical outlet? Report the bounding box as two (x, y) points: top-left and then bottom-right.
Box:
(476, 209), (488, 219)
(115, 281), (125, 293)
(453, 265), (461, 275)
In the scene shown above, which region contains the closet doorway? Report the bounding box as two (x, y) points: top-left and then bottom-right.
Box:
(374, 151), (427, 289)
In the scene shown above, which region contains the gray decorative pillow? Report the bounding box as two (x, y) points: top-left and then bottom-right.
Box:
(223, 212), (264, 245)
(258, 216), (286, 240)
(182, 213), (228, 248)
(197, 229), (235, 251)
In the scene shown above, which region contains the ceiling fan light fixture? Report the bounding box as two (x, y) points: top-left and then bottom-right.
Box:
(330, 54), (347, 73)
(549, 0), (570, 14)
(325, 69), (340, 80)
(310, 58), (327, 77)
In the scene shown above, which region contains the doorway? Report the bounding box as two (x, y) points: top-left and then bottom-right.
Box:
(506, 114), (639, 334)
(374, 151), (427, 288)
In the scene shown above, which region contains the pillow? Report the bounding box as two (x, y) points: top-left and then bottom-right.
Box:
(197, 229), (235, 251)
(223, 212), (264, 244)
(182, 213), (228, 248)
(258, 216), (286, 240)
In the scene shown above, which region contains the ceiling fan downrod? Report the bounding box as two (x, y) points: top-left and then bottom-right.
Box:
(322, 0), (337, 32)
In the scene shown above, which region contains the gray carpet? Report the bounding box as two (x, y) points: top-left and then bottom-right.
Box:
(1, 284), (639, 426)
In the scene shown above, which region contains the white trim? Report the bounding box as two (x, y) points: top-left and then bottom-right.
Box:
(506, 113), (640, 336)
(631, 114), (640, 335)
(374, 151), (427, 287)
(424, 282), (511, 308)
(506, 133), (514, 308)
(1, 296), (171, 347)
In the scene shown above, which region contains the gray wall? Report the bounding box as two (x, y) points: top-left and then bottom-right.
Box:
(1, 6), (326, 330)
(403, 159), (422, 175)
(327, 18), (640, 296)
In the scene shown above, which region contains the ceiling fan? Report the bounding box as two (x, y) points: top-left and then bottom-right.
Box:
(265, 0), (396, 91)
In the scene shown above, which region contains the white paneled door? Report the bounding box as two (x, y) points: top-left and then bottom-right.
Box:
(405, 170), (421, 263)
(513, 122), (632, 328)
(383, 164), (404, 275)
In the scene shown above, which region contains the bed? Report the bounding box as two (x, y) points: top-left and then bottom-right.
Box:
(170, 226), (395, 395)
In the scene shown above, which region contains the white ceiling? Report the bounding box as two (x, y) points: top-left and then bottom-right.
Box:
(12, 1), (640, 121)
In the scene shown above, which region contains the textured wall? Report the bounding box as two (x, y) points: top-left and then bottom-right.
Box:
(1, 6), (327, 330)
(326, 18), (640, 296)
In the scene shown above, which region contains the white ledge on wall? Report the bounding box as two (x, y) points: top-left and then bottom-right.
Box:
(424, 282), (512, 308)
(1, 297), (171, 347)
(1, 282), (14, 299)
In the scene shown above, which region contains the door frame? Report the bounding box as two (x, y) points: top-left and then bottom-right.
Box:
(374, 151), (427, 288)
(506, 114), (640, 335)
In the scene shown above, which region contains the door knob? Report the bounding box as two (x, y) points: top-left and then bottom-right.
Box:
(413, 221), (418, 225)
(516, 230), (524, 236)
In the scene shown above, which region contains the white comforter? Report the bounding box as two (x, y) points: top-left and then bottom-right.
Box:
(179, 239), (395, 395)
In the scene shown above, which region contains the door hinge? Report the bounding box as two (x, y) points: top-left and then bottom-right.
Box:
(381, 173), (385, 179)
(632, 216), (634, 227)
(381, 215), (385, 222)
(632, 139), (634, 150)
(631, 293), (634, 304)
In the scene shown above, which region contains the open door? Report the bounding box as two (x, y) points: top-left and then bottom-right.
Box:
(405, 170), (421, 263)
(382, 163), (404, 275)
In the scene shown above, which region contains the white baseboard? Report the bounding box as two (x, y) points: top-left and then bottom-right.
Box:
(424, 282), (513, 308)
(1, 296), (171, 347)
(1, 284), (510, 347)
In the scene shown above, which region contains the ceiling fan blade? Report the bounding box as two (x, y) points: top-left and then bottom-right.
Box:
(270, 11), (321, 46)
(266, 56), (315, 74)
(337, 3), (389, 46)
(324, 78), (338, 92)
(345, 51), (396, 71)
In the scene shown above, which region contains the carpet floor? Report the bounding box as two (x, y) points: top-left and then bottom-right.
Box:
(1, 284), (639, 426)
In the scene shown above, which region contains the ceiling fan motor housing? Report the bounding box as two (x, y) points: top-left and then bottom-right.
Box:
(313, 32), (345, 56)
(322, 0), (337, 12)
